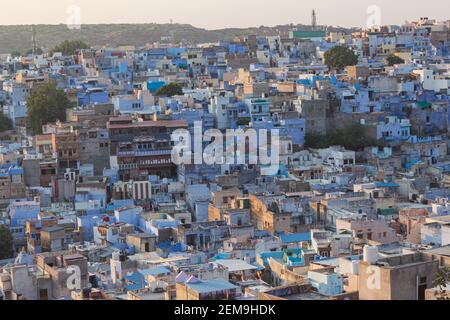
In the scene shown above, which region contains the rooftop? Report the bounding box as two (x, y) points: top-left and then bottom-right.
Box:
(184, 279), (238, 294)
(214, 259), (259, 272)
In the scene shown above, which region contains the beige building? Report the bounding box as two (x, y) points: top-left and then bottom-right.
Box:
(126, 233), (157, 253)
(35, 251), (89, 300)
(359, 252), (439, 300)
(40, 226), (66, 252)
(35, 134), (54, 160)
(176, 279), (238, 300)
(248, 194), (292, 234)
(208, 188), (243, 221)
(0, 168), (26, 207)
(336, 217), (402, 244)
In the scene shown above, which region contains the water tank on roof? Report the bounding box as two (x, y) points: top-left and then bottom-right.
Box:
(363, 246), (379, 265)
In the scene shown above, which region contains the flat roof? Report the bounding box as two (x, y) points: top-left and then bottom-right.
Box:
(107, 120), (188, 130)
(42, 226), (65, 232)
(138, 266), (171, 276)
(214, 259), (258, 272)
(63, 253), (85, 261)
(425, 245), (450, 257)
(185, 279), (238, 294)
(280, 233), (311, 244)
(284, 291), (329, 300)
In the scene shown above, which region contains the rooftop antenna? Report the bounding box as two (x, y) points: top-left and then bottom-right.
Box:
(312, 9), (317, 31)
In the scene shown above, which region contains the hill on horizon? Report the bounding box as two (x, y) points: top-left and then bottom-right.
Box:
(0, 23), (358, 54)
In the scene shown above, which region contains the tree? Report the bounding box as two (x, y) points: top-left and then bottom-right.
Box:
(0, 113), (13, 133)
(305, 122), (377, 151)
(50, 40), (89, 56)
(338, 122), (377, 151)
(304, 133), (332, 149)
(155, 83), (184, 97)
(0, 225), (14, 260)
(25, 48), (43, 55)
(324, 46), (358, 71)
(433, 267), (449, 300)
(10, 51), (21, 58)
(26, 82), (70, 135)
(386, 54), (405, 66)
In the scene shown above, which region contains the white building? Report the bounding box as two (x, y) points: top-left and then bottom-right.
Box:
(413, 68), (450, 94)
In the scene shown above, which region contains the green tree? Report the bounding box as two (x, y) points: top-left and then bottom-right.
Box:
(25, 48), (43, 55)
(50, 40), (89, 56)
(433, 267), (449, 300)
(0, 113), (13, 133)
(324, 46), (358, 71)
(304, 133), (332, 149)
(11, 51), (21, 58)
(0, 225), (14, 260)
(386, 54), (405, 66)
(305, 122), (376, 151)
(26, 82), (70, 135)
(338, 122), (377, 151)
(155, 83), (184, 97)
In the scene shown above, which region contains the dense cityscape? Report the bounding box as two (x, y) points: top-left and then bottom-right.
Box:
(0, 12), (449, 302)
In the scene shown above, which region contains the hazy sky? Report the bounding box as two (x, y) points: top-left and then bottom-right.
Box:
(1, 0), (449, 29)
